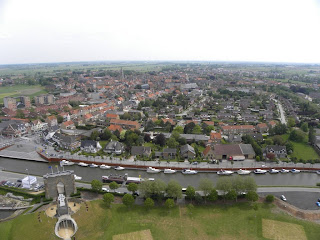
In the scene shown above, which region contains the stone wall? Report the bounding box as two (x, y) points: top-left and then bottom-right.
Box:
(44, 173), (76, 199)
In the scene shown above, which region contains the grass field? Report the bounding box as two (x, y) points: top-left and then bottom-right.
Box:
(2, 200), (320, 240)
(281, 133), (319, 160)
(262, 219), (307, 240)
(0, 85), (47, 103)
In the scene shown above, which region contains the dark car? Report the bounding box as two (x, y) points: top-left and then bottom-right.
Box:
(0, 180), (7, 186)
(16, 179), (22, 183)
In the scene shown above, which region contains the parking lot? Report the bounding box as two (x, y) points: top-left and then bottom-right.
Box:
(260, 191), (320, 210)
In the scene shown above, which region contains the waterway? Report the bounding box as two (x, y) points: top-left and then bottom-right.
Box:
(0, 210), (15, 220)
(1, 157), (320, 187)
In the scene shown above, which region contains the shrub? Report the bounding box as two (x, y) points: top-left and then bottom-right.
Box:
(266, 194), (275, 203)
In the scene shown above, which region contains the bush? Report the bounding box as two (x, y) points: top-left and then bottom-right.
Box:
(195, 193), (203, 204)
(70, 191), (81, 197)
(316, 183), (320, 187)
(266, 194), (275, 203)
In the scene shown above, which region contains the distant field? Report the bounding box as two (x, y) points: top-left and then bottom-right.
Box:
(0, 62), (171, 75)
(0, 85), (47, 103)
(2, 200), (320, 240)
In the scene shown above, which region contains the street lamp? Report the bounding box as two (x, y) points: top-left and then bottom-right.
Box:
(26, 168), (30, 188)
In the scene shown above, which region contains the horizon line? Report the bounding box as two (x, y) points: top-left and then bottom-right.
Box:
(0, 60), (320, 67)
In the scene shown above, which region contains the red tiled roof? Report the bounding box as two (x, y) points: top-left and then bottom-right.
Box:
(210, 132), (221, 140)
(203, 146), (212, 156)
(108, 124), (123, 132)
(62, 120), (74, 126)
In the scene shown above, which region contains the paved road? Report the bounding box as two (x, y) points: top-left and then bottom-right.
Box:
(257, 187), (320, 193)
(277, 101), (287, 125)
(0, 170), (90, 188)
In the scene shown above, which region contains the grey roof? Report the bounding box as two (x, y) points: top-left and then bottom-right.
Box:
(239, 144), (255, 155)
(160, 133), (209, 141)
(265, 145), (286, 152)
(131, 146), (151, 156)
(180, 144), (195, 155)
(163, 148), (177, 154)
(229, 135), (242, 142)
(105, 141), (124, 151)
(81, 140), (98, 148)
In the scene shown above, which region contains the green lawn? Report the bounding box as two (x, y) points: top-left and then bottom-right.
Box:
(290, 142), (319, 160)
(281, 133), (319, 160)
(2, 200), (320, 240)
(0, 85), (47, 103)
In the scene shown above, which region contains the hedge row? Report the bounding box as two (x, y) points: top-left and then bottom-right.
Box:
(0, 186), (45, 204)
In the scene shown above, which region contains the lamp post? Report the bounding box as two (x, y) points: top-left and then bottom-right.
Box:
(26, 168), (30, 188)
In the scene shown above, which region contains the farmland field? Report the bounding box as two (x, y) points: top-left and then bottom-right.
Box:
(0, 85), (47, 103)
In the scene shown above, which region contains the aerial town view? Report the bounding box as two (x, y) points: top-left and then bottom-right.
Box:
(1, 0), (320, 240)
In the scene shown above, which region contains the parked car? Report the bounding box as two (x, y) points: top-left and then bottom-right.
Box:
(281, 195), (287, 201)
(102, 188), (109, 192)
(0, 180), (7, 186)
(191, 161), (198, 165)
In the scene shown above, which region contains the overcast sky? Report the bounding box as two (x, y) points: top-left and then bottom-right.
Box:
(0, 0), (320, 64)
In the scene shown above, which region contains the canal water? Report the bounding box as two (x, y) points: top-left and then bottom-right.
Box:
(0, 157), (320, 187)
(0, 210), (15, 220)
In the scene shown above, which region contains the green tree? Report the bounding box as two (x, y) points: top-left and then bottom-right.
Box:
(243, 176), (257, 192)
(184, 122), (195, 134)
(216, 177), (232, 201)
(301, 122), (308, 132)
(226, 189), (237, 201)
(103, 193), (114, 208)
(287, 117), (296, 128)
(185, 185), (196, 200)
(272, 135), (285, 145)
(127, 183), (138, 194)
(166, 180), (182, 199)
(144, 197), (154, 210)
(173, 126), (184, 134)
(91, 179), (102, 192)
(167, 137), (179, 148)
(289, 129), (305, 142)
(192, 125), (202, 134)
(187, 203), (194, 216)
(246, 191), (259, 202)
(122, 193), (135, 208)
(101, 129), (112, 141)
(164, 198), (175, 211)
(208, 189), (218, 202)
(139, 179), (166, 199)
(57, 115), (63, 124)
(16, 109), (25, 119)
(154, 133), (166, 146)
(198, 178), (214, 201)
(266, 194), (275, 203)
(264, 138), (273, 145)
(109, 181), (119, 192)
(90, 130), (99, 140)
(309, 127), (316, 145)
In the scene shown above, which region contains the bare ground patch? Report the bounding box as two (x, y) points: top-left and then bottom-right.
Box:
(262, 219), (307, 240)
(113, 229), (153, 240)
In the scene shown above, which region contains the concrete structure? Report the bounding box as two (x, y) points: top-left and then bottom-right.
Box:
(3, 96), (31, 110)
(3, 97), (17, 111)
(43, 170), (77, 199)
(35, 94), (55, 105)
